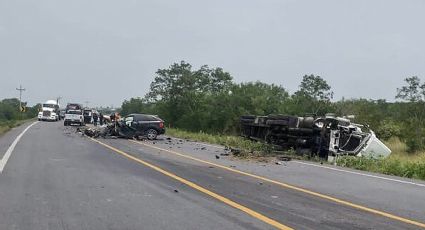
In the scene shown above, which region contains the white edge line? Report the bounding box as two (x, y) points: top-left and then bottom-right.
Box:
(0, 121), (38, 173)
(168, 135), (425, 187)
(293, 161), (425, 188)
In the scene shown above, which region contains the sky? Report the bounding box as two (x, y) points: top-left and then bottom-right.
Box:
(1, 0), (424, 107)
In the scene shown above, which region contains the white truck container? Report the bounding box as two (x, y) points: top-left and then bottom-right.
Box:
(38, 100), (60, 121)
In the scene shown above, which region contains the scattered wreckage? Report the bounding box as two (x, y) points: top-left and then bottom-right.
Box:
(79, 122), (146, 139)
(80, 113), (165, 140)
(240, 114), (391, 160)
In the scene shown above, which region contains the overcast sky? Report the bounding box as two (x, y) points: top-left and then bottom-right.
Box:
(1, 0), (424, 107)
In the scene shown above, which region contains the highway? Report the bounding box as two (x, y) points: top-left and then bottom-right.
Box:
(0, 121), (424, 230)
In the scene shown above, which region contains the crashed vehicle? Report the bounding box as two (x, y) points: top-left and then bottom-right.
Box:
(84, 114), (165, 140)
(240, 114), (391, 160)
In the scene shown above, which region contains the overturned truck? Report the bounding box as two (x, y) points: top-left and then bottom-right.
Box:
(240, 114), (391, 160)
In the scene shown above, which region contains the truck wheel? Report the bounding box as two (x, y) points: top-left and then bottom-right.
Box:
(146, 129), (158, 140)
(64, 121), (68, 126)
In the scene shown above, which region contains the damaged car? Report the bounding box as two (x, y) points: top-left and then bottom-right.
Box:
(85, 113), (165, 140)
(122, 114), (165, 140)
(240, 114), (391, 160)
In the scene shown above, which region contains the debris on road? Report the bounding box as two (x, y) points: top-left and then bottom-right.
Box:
(230, 148), (241, 155)
(276, 156), (292, 162)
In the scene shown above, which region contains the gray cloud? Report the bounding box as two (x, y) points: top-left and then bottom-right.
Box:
(1, 0), (424, 107)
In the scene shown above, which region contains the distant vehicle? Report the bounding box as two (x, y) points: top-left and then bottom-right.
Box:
(38, 100), (60, 121)
(122, 114), (165, 140)
(59, 109), (66, 119)
(64, 103), (84, 126)
(83, 109), (93, 124)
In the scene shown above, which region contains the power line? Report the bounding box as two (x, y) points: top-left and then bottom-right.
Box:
(16, 85), (26, 118)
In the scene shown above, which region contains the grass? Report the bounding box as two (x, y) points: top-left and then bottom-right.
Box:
(336, 138), (425, 180)
(166, 128), (425, 180)
(166, 128), (273, 157)
(0, 119), (35, 136)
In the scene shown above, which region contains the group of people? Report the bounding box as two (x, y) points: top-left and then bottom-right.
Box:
(92, 112), (121, 127)
(92, 112), (104, 126)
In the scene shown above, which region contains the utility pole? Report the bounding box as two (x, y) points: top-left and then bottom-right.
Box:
(56, 96), (62, 105)
(16, 85), (25, 119)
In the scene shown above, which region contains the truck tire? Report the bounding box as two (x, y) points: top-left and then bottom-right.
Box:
(267, 114), (291, 120)
(266, 119), (289, 126)
(240, 118), (255, 123)
(64, 121), (68, 126)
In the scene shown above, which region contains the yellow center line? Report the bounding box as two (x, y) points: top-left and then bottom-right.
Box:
(90, 138), (293, 230)
(129, 140), (425, 229)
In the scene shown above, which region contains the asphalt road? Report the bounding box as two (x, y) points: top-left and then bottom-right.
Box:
(0, 121), (424, 230)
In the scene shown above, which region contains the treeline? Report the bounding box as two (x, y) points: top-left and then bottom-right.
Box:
(121, 61), (425, 153)
(0, 98), (39, 122)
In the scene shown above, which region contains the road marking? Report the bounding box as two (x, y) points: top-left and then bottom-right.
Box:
(293, 161), (425, 188)
(0, 121), (38, 173)
(130, 140), (425, 229)
(91, 139), (292, 230)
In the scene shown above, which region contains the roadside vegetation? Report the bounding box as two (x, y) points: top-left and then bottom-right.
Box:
(0, 98), (39, 135)
(337, 138), (425, 180)
(117, 61), (425, 180)
(166, 128), (273, 156)
(167, 128), (425, 180)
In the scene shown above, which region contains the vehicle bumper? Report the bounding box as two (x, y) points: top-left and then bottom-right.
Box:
(41, 116), (57, 121)
(159, 128), (166, 135)
(65, 119), (83, 124)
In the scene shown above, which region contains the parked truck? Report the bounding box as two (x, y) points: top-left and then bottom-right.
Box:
(64, 103), (84, 126)
(38, 100), (60, 121)
(240, 114), (391, 160)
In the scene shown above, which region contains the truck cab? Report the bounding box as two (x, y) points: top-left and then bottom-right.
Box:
(64, 103), (84, 126)
(38, 100), (60, 121)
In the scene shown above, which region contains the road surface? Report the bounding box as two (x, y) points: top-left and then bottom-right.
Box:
(0, 121), (424, 229)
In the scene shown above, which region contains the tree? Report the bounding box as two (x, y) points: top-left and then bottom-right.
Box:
(144, 61), (233, 130)
(293, 75), (334, 115)
(396, 76), (425, 102)
(395, 76), (425, 152)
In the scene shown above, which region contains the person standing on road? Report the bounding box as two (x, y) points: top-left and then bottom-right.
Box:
(99, 112), (104, 126)
(93, 112), (98, 126)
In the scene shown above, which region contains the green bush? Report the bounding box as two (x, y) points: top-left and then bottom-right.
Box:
(336, 156), (425, 180)
(405, 136), (425, 153)
(376, 120), (402, 140)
